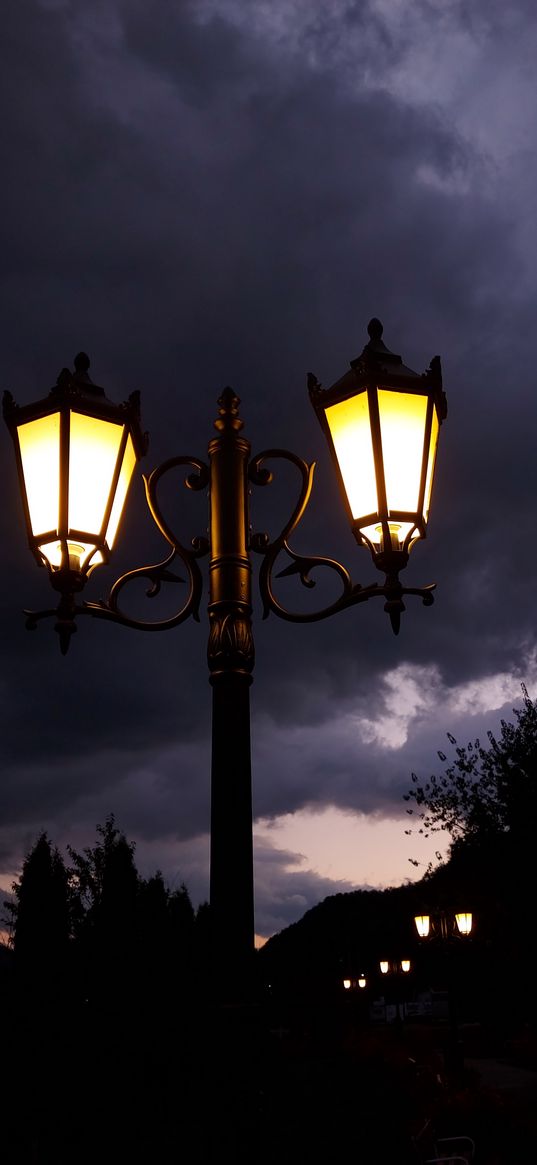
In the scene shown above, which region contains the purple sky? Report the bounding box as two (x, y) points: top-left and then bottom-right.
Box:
(1, 0), (537, 939)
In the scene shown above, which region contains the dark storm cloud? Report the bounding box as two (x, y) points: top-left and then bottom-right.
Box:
(1, 0), (537, 927)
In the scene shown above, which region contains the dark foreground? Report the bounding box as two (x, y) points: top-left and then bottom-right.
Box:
(2, 995), (537, 1163)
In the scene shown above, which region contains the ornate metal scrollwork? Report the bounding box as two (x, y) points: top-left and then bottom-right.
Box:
(25, 456), (210, 652)
(84, 455), (210, 632)
(249, 449), (435, 634)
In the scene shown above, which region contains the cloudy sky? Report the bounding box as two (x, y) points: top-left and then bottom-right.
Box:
(1, 0), (537, 940)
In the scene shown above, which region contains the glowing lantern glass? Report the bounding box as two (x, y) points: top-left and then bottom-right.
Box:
(309, 319), (446, 572)
(358, 976), (367, 989)
(343, 978), (351, 990)
(414, 914), (431, 938)
(401, 959), (411, 973)
(455, 912), (473, 936)
(379, 960), (389, 975)
(4, 353), (147, 584)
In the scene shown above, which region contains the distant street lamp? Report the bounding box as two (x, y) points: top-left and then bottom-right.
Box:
(379, 959), (412, 975)
(379, 957), (412, 1023)
(4, 321), (447, 995)
(341, 973), (367, 991)
(414, 908), (473, 1073)
(414, 911), (473, 941)
(454, 913), (473, 937)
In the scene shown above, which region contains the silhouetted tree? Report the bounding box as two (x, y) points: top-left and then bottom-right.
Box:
(12, 832), (70, 997)
(68, 815), (139, 1007)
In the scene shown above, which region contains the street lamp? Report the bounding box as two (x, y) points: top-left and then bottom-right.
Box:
(413, 908), (473, 1074)
(309, 318), (446, 630)
(414, 911), (473, 941)
(4, 320), (446, 995)
(378, 958), (412, 1022)
(3, 354), (147, 645)
(379, 959), (412, 974)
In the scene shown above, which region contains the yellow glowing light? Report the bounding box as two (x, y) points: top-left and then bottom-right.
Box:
(106, 433), (137, 548)
(414, 914), (430, 938)
(39, 540), (104, 571)
(343, 978), (351, 990)
(360, 519), (417, 552)
(15, 407), (138, 576)
(358, 976), (367, 989)
(401, 959), (411, 973)
(18, 413), (60, 537)
(455, 912), (472, 936)
(380, 960), (389, 975)
(324, 386), (437, 556)
(424, 406), (440, 521)
(324, 392), (377, 519)
(377, 389), (427, 513)
(68, 411), (123, 535)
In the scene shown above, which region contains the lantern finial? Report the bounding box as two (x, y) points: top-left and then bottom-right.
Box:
(367, 317), (383, 342)
(74, 352), (90, 373)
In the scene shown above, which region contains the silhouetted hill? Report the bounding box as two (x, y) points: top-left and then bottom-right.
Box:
(258, 882), (424, 995)
(257, 838), (516, 1011)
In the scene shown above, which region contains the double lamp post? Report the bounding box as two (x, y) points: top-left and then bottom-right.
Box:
(3, 319), (447, 991)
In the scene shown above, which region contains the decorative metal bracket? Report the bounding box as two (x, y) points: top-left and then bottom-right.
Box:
(24, 456), (209, 654)
(23, 442), (436, 653)
(249, 449), (435, 635)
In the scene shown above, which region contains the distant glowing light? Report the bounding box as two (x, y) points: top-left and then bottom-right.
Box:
(414, 914), (430, 938)
(455, 912), (472, 936)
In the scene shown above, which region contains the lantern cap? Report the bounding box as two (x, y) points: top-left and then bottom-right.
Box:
(308, 320), (446, 422)
(363, 317), (404, 367)
(4, 354), (148, 460)
(349, 318), (433, 389)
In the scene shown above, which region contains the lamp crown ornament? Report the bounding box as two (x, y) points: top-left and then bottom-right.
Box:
(367, 316), (383, 340)
(214, 385), (243, 433)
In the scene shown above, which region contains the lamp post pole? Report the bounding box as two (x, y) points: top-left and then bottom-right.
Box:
(414, 910), (473, 1076)
(207, 388), (255, 988)
(380, 959), (411, 1026)
(4, 321), (447, 1000)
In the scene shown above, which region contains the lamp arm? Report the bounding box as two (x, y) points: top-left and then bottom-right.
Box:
(84, 456), (210, 629)
(249, 448), (436, 634)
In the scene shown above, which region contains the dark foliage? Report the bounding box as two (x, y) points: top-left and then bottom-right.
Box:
(404, 683), (537, 852)
(1, 816), (209, 1162)
(4, 684), (537, 1165)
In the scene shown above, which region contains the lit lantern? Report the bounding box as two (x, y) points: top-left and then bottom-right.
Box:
(455, 912), (473, 936)
(379, 960), (389, 975)
(4, 352), (147, 597)
(401, 959), (411, 973)
(343, 978), (351, 990)
(358, 975), (367, 989)
(414, 914), (431, 938)
(309, 319), (446, 575)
